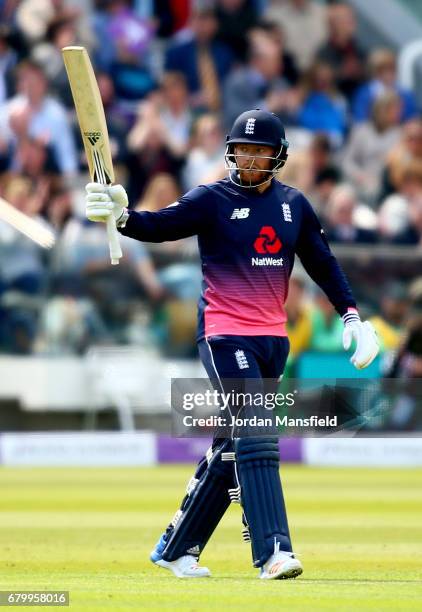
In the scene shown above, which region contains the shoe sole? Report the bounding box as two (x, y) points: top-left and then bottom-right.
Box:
(260, 562), (303, 580)
(274, 566), (303, 580)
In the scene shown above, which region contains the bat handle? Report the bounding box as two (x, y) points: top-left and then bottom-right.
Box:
(106, 215), (123, 265)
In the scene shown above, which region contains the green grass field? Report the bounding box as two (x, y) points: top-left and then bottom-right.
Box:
(0, 465), (421, 611)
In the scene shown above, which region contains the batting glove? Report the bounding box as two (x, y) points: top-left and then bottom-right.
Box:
(85, 182), (128, 225)
(342, 309), (380, 370)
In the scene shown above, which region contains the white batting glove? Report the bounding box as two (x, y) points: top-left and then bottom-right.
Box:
(342, 310), (379, 370)
(85, 182), (128, 224)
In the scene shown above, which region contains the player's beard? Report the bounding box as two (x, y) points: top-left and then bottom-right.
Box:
(238, 168), (271, 187)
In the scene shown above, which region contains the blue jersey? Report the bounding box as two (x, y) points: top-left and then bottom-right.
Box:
(119, 177), (356, 341)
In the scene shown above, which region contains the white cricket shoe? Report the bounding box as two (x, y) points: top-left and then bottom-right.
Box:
(260, 549), (303, 580)
(156, 555), (211, 578)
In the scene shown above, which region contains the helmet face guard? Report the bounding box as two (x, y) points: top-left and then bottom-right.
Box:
(224, 109), (289, 189)
(224, 139), (289, 189)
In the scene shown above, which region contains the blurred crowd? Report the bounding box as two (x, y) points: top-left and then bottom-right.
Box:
(0, 0), (421, 365)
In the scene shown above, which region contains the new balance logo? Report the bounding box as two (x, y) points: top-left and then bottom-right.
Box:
(282, 202), (292, 222)
(254, 226), (282, 254)
(187, 545), (200, 555)
(245, 118), (256, 134)
(230, 207), (250, 219)
(235, 349), (249, 369)
(85, 131), (101, 146)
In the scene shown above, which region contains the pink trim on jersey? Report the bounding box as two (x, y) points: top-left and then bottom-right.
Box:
(203, 265), (288, 338)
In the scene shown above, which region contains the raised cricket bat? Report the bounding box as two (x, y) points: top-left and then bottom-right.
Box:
(62, 46), (122, 265)
(0, 197), (55, 248)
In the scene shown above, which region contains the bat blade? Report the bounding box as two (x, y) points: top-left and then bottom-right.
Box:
(62, 46), (114, 185)
(62, 46), (122, 265)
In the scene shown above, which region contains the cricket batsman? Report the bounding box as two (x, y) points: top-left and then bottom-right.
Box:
(85, 109), (379, 579)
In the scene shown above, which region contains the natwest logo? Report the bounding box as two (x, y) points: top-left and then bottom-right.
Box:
(254, 226), (282, 254)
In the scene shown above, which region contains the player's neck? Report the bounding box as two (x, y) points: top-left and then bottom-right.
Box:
(255, 179), (273, 194)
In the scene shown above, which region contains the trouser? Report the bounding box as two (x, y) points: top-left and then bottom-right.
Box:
(161, 334), (292, 568)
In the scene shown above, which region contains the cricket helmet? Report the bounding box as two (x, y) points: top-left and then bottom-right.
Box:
(225, 109), (289, 188)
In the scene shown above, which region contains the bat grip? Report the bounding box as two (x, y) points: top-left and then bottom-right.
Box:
(106, 215), (123, 265)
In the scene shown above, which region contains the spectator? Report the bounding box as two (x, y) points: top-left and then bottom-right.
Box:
(0, 176), (50, 289)
(91, 1), (116, 70)
(0, 107), (62, 220)
(157, 72), (193, 158)
(324, 183), (377, 244)
(385, 280), (422, 382)
(31, 16), (79, 107)
(136, 173), (200, 262)
(133, 171), (200, 354)
(97, 72), (130, 165)
(56, 189), (165, 304)
(151, 0), (191, 38)
(392, 191), (422, 246)
(223, 34), (292, 128)
(0, 0), (420, 361)
(392, 159), (422, 202)
(297, 61), (348, 146)
(0, 26), (18, 105)
(370, 282), (408, 352)
(45, 186), (73, 231)
(276, 142), (313, 195)
(384, 118), (422, 195)
(36, 294), (108, 355)
(0, 176), (52, 353)
(308, 133), (340, 187)
(106, 0), (154, 57)
(9, 136), (60, 215)
(249, 19), (299, 86)
(285, 272), (312, 361)
(384, 300), (422, 428)
(15, 0), (81, 44)
(377, 194), (409, 243)
(279, 132), (341, 207)
(378, 160), (422, 243)
(264, 0), (328, 71)
(342, 91), (402, 204)
(409, 278), (422, 306)
(311, 166), (342, 217)
(126, 98), (183, 203)
(136, 173), (180, 212)
(93, 0), (156, 100)
(313, 166), (342, 209)
(164, 6), (233, 112)
(317, 3), (366, 102)
(181, 114), (226, 192)
(14, 133), (58, 178)
(0, 1), (20, 23)
(309, 290), (344, 352)
(0, 60), (77, 175)
(353, 49), (418, 123)
(215, 0), (257, 62)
